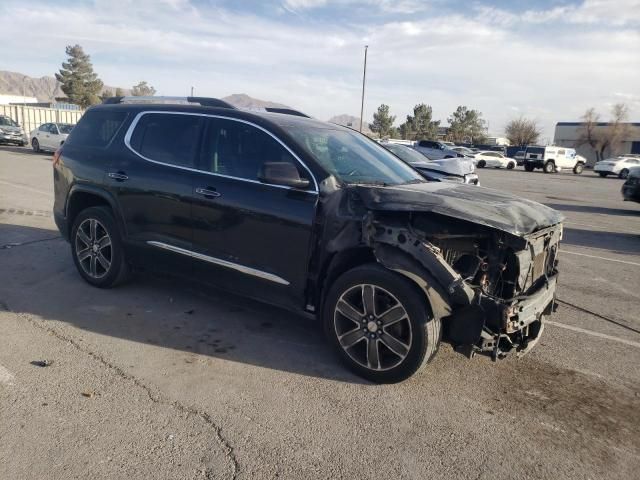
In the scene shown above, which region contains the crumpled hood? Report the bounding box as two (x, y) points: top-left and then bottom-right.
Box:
(355, 182), (564, 236)
(0, 125), (23, 134)
(409, 158), (475, 177)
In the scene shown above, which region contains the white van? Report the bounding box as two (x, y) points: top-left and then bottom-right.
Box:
(523, 146), (585, 174)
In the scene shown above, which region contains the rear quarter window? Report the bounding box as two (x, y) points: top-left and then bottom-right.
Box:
(65, 109), (127, 148)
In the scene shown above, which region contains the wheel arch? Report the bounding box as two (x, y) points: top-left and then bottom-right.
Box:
(66, 186), (125, 241)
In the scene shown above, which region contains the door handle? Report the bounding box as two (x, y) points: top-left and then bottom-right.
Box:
(108, 172), (129, 182)
(195, 187), (221, 199)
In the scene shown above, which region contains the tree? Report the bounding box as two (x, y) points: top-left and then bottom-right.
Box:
(101, 88), (114, 101)
(369, 104), (396, 138)
(55, 44), (103, 108)
(576, 104), (630, 162)
(400, 103), (440, 140)
(115, 87), (125, 97)
(131, 81), (156, 96)
(504, 117), (541, 147)
(447, 106), (487, 144)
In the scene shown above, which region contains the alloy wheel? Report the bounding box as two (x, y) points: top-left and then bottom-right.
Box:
(333, 284), (412, 371)
(75, 218), (112, 279)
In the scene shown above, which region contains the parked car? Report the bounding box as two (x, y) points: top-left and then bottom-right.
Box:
(622, 167), (640, 202)
(523, 146), (585, 174)
(53, 96), (564, 383)
(451, 146), (475, 156)
(593, 154), (640, 179)
(30, 122), (75, 153)
(473, 151), (517, 169)
(382, 143), (479, 185)
(413, 140), (463, 159)
(514, 150), (525, 166)
(0, 115), (27, 146)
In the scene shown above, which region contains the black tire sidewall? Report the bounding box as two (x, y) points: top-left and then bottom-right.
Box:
(477, 160), (486, 168)
(573, 163), (584, 174)
(619, 169), (629, 179)
(70, 206), (126, 288)
(32, 138), (39, 152)
(323, 263), (439, 383)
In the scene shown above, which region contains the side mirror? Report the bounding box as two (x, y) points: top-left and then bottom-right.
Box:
(258, 162), (310, 189)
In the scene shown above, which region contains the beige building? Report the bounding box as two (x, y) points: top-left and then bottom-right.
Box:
(554, 122), (640, 166)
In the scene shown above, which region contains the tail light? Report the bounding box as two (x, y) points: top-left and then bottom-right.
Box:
(52, 147), (62, 167)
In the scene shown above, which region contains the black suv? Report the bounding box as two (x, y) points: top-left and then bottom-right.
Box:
(53, 97), (564, 383)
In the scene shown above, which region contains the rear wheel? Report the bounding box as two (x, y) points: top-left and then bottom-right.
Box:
(524, 163), (535, 172)
(31, 138), (40, 153)
(619, 169), (629, 179)
(573, 163), (584, 174)
(543, 161), (555, 174)
(598, 172), (608, 177)
(324, 264), (440, 383)
(477, 160), (486, 168)
(71, 206), (130, 288)
(507, 162), (515, 170)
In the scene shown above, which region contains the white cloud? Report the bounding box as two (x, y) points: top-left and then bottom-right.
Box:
(0, 0), (638, 140)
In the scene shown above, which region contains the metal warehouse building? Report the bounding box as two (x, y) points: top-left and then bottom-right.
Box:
(554, 122), (640, 166)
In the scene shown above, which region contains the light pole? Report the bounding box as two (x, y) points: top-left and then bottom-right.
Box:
(190, 86), (194, 97)
(359, 45), (368, 133)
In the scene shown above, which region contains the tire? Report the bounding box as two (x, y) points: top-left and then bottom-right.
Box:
(477, 160), (486, 168)
(507, 162), (515, 170)
(543, 161), (555, 174)
(70, 206), (130, 288)
(524, 163), (534, 172)
(323, 263), (441, 383)
(619, 169), (629, 179)
(598, 172), (608, 177)
(573, 163), (584, 174)
(31, 138), (40, 153)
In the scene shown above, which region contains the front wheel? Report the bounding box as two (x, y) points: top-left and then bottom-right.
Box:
(543, 161), (555, 174)
(477, 160), (486, 168)
(71, 206), (130, 288)
(507, 162), (515, 170)
(619, 169), (629, 179)
(524, 163), (535, 172)
(573, 163), (584, 174)
(324, 264), (440, 383)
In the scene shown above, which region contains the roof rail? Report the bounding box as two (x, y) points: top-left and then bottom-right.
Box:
(264, 107), (311, 118)
(102, 96), (236, 109)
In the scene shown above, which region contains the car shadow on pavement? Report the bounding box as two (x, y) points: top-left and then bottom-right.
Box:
(0, 223), (368, 384)
(562, 227), (640, 255)
(545, 202), (640, 217)
(0, 145), (50, 157)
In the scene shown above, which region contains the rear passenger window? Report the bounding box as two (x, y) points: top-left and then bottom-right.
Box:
(129, 113), (202, 168)
(202, 118), (305, 182)
(558, 149), (565, 155)
(65, 109), (127, 148)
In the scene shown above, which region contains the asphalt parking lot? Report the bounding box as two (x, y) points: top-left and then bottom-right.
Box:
(1, 146), (639, 479)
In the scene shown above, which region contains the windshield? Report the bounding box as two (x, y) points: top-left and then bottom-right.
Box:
(288, 126), (424, 185)
(0, 116), (19, 127)
(383, 143), (430, 165)
(58, 123), (74, 134)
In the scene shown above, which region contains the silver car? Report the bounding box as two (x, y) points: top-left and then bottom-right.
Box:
(0, 115), (27, 146)
(383, 143), (479, 185)
(413, 140), (463, 159)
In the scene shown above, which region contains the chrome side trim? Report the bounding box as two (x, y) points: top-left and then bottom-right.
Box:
(123, 111), (319, 193)
(146, 241), (290, 286)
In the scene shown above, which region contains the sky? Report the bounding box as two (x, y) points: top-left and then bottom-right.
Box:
(1, 0), (638, 141)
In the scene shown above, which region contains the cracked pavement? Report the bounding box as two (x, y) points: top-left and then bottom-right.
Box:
(1, 146), (639, 479)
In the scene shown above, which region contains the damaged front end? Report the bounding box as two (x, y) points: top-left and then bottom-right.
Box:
(363, 210), (562, 360)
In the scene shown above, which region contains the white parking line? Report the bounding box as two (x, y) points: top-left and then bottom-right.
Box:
(546, 320), (640, 349)
(0, 179), (51, 196)
(562, 250), (640, 267)
(0, 365), (15, 386)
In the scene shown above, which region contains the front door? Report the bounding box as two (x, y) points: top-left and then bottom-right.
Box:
(190, 116), (318, 310)
(105, 111), (203, 274)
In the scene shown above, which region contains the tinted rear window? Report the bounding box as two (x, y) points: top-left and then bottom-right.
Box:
(526, 147), (545, 155)
(65, 109), (127, 148)
(129, 113), (203, 168)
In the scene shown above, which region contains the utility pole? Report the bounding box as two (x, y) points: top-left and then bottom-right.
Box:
(359, 45), (368, 133)
(190, 86), (194, 97)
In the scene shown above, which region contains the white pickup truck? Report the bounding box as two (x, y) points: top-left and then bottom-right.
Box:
(523, 146), (586, 174)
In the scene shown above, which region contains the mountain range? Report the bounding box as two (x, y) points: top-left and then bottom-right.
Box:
(0, 71), (368, 129)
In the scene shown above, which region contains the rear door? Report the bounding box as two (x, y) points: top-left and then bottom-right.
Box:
(190, 116), (318, 309)
(105, 111), (203, 274)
